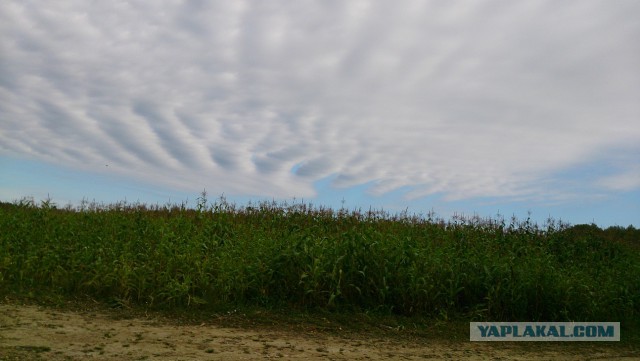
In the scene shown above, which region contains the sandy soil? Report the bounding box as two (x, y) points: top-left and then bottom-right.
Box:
(0, 303), (638, 360)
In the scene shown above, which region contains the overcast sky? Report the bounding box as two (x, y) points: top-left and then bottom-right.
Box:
(1, 0), (639, 226)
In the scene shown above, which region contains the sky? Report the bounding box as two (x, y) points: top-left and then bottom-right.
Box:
(1, 0), (639, 228)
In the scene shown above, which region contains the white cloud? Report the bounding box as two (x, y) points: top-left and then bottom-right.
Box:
(597, 165), (640, 192)
(1, 0), (639, 201)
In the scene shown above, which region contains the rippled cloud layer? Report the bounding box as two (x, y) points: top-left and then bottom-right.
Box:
(1, 0), (639, 202)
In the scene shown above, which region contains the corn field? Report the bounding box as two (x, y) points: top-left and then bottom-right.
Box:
(1, 194), (638, 323)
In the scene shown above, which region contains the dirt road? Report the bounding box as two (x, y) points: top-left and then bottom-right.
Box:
(0, 303), (637, 360)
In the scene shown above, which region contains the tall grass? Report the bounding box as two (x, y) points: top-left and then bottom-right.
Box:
(1, 194), (638, 323)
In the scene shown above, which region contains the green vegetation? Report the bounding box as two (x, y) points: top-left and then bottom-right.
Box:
(1, 194), (638, 325)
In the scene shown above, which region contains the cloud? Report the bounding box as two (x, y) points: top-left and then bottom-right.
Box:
(598, 172), (640, 192)
(1, 0), (639, 202)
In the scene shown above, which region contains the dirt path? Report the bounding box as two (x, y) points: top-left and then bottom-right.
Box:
(0, 303), (637, 360)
